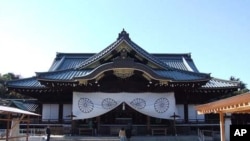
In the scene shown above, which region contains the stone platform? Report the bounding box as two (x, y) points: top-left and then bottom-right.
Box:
(26, 135), (200, 141)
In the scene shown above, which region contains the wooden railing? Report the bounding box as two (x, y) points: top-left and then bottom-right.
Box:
(151, 128), (167, 135)
(19, 128), (45, 136)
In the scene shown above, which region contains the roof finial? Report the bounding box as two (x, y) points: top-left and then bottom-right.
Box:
(117, 29), (130, 40)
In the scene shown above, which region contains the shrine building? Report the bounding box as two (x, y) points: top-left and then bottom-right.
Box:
(6, 30), (240, 135)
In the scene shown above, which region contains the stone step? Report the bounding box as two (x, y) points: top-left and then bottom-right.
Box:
(26, 135), (200, 141)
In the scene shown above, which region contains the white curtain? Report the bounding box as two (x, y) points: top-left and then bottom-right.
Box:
(73, 92), (177, 120)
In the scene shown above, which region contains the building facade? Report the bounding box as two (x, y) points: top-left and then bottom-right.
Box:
(6, 30), (240, 135)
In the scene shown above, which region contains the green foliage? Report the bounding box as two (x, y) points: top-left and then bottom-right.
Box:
(230, 76), (248, 90)
(219, 76), (249, 99)
(208, 76), (249, 102)
(0, 73), (26, 99)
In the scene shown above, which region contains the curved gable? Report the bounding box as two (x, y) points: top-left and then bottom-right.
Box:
(76, 30), (170, 70)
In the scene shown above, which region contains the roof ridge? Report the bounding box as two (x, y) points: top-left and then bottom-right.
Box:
(76, 30), (173, 70)
(50, 56), (65, 71)
(182, 57), (194, 72)
(127, 39), (172, 70)
(76, 38), (123, 69)
(117, 29), (131, 41)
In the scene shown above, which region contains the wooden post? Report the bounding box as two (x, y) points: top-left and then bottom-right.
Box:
(6, 113), (10, 141)
(59, 103), (63, 124)
(26, 115), (30, 141)
(147, 116), (150, 135)
(184, 103), (188, 123)
(219, 112), (225, 141)
(97, 116), (100, 134)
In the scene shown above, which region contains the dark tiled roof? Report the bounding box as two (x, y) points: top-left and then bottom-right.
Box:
(202, 78), (239, 88)
(5, 30), (240, 90)
(36, 68), (207, 82)
(36, 69), (91, 80)
(7, 77), (45, 88)
(49, 53), (93, 71)
(154, 53), (199, 72)
(155, 70), (208, 81)
(76, 38), (123, 69)
(47, 31), (199, 73)
(48, 52), (198, 72)
(76, 36), (171, 70)
(55, 58), (86, 71)
(126, 40), (171, 70)
(35, 56), (209, 82)
(7, 75), (238, 89)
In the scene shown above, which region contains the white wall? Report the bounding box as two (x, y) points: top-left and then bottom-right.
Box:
(188, 104), (204, 122)
(63, 104), (72, 120)
(42, 104), (59, 122)
(176, 104), (204, 122)
(176, 104), (184, 119)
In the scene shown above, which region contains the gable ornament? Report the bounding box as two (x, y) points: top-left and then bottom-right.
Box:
(113, 68), (134, 79)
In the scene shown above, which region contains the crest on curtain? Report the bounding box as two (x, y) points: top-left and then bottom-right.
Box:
(73, 92), (177, 119)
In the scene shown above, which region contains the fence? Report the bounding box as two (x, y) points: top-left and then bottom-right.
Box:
(197, 129), (220, 141)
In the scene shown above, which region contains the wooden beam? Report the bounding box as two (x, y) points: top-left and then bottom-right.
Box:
(196, 93), (250, 141)
(196, 92), (250, 114)
(222, 106), (250, 113)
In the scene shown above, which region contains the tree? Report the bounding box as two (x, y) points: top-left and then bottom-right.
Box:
(0, 73), (26, 99)
(229, 76), (247, 89)
(230, 76), (249, 94)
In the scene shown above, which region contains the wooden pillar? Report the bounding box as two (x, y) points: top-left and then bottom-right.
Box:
(225, 114), (231, 141)
(59, 103), (63, 124)
(26, 115), (30, 141)
(184, 92), (189, 123)
(147, 116), (150, 134)
(184, 103), (188, 123)
(97, 116), (100, 135)
(6, 113), (10, 141)
(219, 112), (225, 141)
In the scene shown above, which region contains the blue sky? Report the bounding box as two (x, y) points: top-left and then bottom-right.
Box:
(0, 0), (250, 87)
